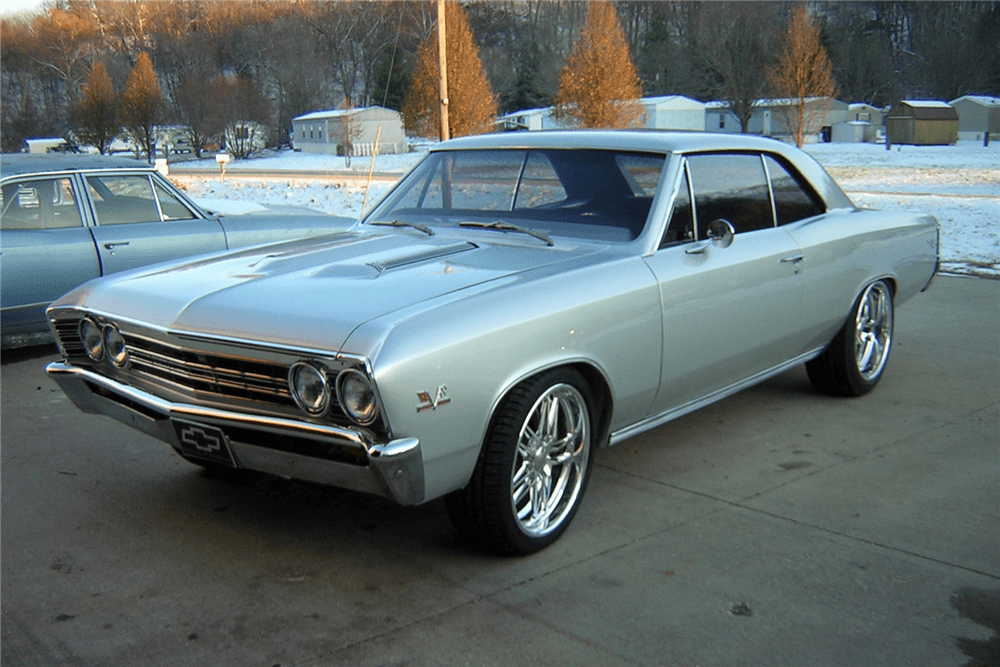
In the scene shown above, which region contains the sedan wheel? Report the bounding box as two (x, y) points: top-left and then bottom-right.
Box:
(446, 369), (595, 555)
(807, 280), (894, 397)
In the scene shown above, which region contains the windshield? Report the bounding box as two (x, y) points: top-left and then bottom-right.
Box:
(364, 148), (667, 243)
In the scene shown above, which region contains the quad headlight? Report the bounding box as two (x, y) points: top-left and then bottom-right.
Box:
(103, 324), (129, 368)
(288, 361), (331, 416)
(79, 318), (105, 361)
(337, 368), (378, 425)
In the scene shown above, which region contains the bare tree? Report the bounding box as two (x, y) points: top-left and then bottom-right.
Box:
(120, 51), (162, 161)
(71, 61), (119, 154)
(552, 0), (643, 129)
(333, 100), (363, 168)
(214, 75), (271, 159)
(696, 3), (781, 133)
(769, 5), (838, 147)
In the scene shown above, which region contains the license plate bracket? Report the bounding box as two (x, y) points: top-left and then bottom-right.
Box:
(173, 419), (238, 468)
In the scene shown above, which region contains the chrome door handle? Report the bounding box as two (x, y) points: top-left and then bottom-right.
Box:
(780, 255), (804, 264)
(104, 241), (130, 250)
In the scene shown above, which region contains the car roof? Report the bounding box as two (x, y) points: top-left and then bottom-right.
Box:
(435, 130), (794, 155)
(0, 154), (154, 180)
(434, 130), (855, 210)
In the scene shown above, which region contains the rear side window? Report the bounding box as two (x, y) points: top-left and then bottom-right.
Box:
(87, 174), (161, 225)
(764, 155), (825, 225)
(1, 178), (83, 230)
(687, 153), (773, 235)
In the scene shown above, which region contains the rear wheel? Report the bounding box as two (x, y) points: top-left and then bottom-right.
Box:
(807, 280), (894, 397)
(446, 369), (595, 555)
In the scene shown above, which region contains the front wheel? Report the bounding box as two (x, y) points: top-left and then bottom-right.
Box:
(446, 369), (595, 555)
(807, 280), (894, 396)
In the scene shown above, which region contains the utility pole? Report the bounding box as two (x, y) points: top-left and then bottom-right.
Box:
(437, 0), (450, 141)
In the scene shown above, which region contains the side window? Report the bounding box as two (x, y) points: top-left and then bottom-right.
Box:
(687, 153), (773, 236)
(153, 181), (197, 221)
(661, 165), (693, 247)
(87, 174), (161, 225)
(1, 178), (84, 230)
(616, 154), (666, 197)
(764, 155), (825, 225)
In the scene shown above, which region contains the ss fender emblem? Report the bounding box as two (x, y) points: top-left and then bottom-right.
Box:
(417, 386), (451, 413)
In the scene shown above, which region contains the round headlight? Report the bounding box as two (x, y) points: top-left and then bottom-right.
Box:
(288, 362), (331, 415)
(79, 318), (104, 361)
(337, 369), (378, 425)
(104, 325), (129, 368)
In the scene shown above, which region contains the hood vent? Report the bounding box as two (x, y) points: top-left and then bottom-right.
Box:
(367, 242), (477, 273)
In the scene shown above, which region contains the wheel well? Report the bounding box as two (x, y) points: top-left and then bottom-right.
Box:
(560, 362), (615, 447)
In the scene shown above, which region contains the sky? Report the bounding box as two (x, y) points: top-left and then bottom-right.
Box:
(0, 0), (47, 18)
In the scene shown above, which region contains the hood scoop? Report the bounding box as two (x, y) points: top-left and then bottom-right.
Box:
(367, 242), (477, 273)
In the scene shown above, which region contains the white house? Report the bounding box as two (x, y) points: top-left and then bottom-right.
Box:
(497, 107), (565, 132)
(641, 95), (705, 131)
(498, 96), (705, 132)
(292, 106), (406, 155)
(949, 95), (1000, 141)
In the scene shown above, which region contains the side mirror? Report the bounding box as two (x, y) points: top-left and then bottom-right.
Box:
(706, 219), (735, 248)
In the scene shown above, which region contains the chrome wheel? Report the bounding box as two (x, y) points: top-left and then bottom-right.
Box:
(807, 279), (895, 397)
(510, 383), (591, 538)
(445, 368), (596, 554)
(854, 281), (893, 382)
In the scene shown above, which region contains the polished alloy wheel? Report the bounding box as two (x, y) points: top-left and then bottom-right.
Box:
(510, 383), (590, 538)
(854, 281), (893, 381)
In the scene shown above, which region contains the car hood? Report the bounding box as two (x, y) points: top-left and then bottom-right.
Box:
(66, 230), (603, 351)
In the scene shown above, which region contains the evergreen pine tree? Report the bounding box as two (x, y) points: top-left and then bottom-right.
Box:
(402, 1), (497, 139)
(72, 61), (119, 155)
(553, 1), (644, 129)
(769, 6), (838, 147)
(120, 52), (163, 162)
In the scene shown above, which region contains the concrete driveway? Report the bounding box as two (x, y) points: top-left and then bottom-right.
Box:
(2, 275), (997, 667)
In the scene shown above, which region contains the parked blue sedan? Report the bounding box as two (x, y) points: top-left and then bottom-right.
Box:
(1, 154), (353, 343)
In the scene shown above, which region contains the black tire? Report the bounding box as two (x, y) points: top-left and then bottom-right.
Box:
(445, 368), (596, 555)
(806, 280), (894, 397)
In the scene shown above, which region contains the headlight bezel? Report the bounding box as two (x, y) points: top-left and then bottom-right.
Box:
(336, 368), (380, 426)
(79, 317), (105, 361)
(287, 361), (333, 417)
(103, 324), (129, 368)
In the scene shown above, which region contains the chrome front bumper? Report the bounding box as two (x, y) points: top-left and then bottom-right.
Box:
(46, 362), (425, 505)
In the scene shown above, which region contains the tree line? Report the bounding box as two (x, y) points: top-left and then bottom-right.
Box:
(2, 0), (998, 155)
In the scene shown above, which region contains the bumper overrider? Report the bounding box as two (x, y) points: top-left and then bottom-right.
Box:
(46, 362), (425, 505)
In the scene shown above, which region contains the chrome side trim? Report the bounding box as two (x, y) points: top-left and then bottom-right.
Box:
(609, 348), (824, 446)
(45, 362), (424, 505)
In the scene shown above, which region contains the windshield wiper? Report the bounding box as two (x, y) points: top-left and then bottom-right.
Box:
(459, 220), (554, 246)
(370, 219), (434, 236)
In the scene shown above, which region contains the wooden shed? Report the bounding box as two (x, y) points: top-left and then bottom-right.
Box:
(886, 101), (958, 146)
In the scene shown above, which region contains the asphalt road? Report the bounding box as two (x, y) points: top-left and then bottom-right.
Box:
(2, 275), (997, 667)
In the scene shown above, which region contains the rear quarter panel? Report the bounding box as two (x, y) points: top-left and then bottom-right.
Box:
(785, 208), (938, 351)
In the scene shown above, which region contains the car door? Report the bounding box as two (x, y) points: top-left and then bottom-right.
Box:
(85, 172), (226, 275)
(0, 175), (101, 334)
(643, 153), (807, 414)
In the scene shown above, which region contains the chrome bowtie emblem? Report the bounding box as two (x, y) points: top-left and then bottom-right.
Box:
(417, 386), (451, 413)
(180, 425), (223, 454)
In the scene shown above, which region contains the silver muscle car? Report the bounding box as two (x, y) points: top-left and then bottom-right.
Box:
(45, 132), (939, 554)
(1, 154), (352, 341)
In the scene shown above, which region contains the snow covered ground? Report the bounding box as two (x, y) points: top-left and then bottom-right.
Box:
(172, 139), (999, 278)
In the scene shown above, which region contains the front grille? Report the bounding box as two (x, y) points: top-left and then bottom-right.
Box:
(50, 312), (354, 421)
(124, 334), (295, 407)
